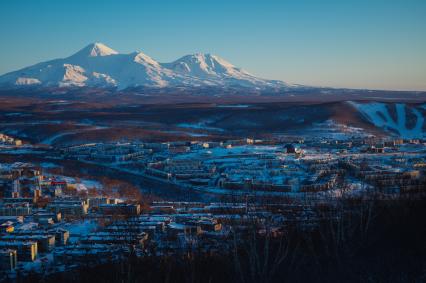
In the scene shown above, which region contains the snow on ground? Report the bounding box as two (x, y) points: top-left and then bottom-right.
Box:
(42, 171), (102, 191)
(175, 145), (279, 160)
(0, 148), (45, 154)
(177, 122), (224, 132)
(349, 101), (425, 138)
(163, 130), (208, 137)
(319, 181), (371, 199)
(62, 176), (102, 190)
(39, 162), (58, 168)
(65, 220), (98, 243)
(309, 119), (369, 140)
(283, 118), (372, 140)
(41, 126), (109, 145)
(18, 253), (54, 273)
(79, 179), (102, 190)
(4, 112), (33, 117)
(216, 104), (251, 108)
(16, 222), (39, 231)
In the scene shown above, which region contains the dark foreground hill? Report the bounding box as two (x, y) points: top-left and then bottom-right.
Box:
(13, 198), (426, 283)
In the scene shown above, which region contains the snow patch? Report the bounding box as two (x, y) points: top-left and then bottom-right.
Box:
(15, 77), (41, 85)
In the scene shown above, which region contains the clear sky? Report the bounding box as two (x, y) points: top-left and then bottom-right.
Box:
(1, 0), (425, 90)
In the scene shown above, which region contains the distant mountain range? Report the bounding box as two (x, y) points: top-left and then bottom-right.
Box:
(0, 43), (298, 90)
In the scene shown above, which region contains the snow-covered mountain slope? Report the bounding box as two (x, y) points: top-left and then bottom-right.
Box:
(161, 53), (290, 88)
(0, 43), (294, 90)
(349, 102), (426, 138)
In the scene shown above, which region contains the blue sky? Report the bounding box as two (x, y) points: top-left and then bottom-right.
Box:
(1, 0), (425, 90)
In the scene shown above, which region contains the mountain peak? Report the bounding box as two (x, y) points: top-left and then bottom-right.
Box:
(163, 52), (246, 78)
(72, 42), (119, 58)
(0, 43), (293, 90)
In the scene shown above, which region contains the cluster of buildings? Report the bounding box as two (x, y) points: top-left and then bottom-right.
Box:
(60, 143), (153, 163)
(61, 140), (305, 194)
(0, 195), (334, 278)
(1, 134), (425, 279)
(0, 161), (339, 279)
(0, 133), (22, 147)
(0, 162), (138, 275)
(60, 137), (426, 197)
(341, 157), (425, 194)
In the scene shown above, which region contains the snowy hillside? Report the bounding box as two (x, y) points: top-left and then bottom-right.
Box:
(0, 43), (294, 90)
(162, 53), (290, 88)
(349, 102), (426, 138)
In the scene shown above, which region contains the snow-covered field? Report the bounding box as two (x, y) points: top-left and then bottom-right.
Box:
(308, 119), (371, 140)
(177, 122), (224, 132)
(42, 168), (103, 191)
(216, 104), (251, 108)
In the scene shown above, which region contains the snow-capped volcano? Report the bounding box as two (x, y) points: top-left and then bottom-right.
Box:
(161, 53), (288, 88)
(0, 43), (294, 90)
(163, 53), (248, 78)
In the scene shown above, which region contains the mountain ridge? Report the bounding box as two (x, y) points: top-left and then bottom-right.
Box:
(0, 43), (295, 91)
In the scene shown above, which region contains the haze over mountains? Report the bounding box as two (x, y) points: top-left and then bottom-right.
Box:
(0, 43), (295, 90)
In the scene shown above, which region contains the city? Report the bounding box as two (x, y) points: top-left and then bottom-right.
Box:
(1, 131), (425, 281)
(1, 1), (425, 282)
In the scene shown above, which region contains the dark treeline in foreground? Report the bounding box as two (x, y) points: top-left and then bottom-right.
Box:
(13, 198), (426, 283)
